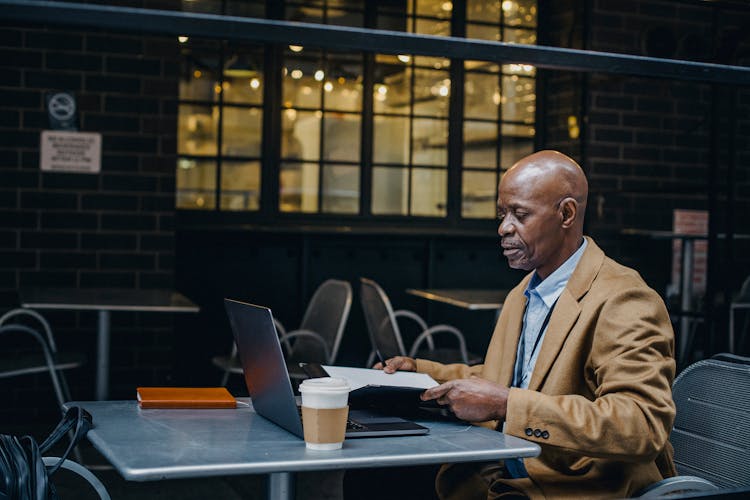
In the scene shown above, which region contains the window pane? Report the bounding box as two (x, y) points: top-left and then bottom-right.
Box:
(280, 162), (319, 213)
(179, 41), (221, 102)
(415, 0), (452, 19)
(462, 170), (497, 219)
(178, 104), (218, 156)
(323, 76), (362, 113)
(372, 166), (408, 215)
(222, 106), (262, 156)
(414, 17), (449, 36)
(374, 115), (409, 164)
(221, 161), (260, 211)
(465, 72), (500, 120)
(467, 23), (500, 42)
(504, 0), (538, 28)
(411, 168), (446, 216)
(374, 63), (410, 115)
(413, 69), (450, 117)
(504, 27), (537, 45)
(283, 52), (322, 109)
(412, 118), (447, 166)
(176, 158), (216, 210)
(502, 75), (536, 124)
(282, 109), (321, 161)
(500, 132), (534, 169)
(322, 164), (359, 214)
(327, 8), (364, 27)
(467, 0), (500, 23)
(464, 121), (498, 168)
(223, 51), (263, 105)
(324, 113), (360, 162)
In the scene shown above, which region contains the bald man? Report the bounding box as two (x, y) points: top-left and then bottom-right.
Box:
(378, 151), (677, 498)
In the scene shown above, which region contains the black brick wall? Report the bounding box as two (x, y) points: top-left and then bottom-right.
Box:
(0, 16), (180, 420)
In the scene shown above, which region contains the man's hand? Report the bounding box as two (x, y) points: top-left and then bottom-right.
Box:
(373, 356), (416, 374)
(421, 377), (510, 422)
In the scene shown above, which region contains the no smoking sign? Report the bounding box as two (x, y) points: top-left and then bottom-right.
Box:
(46, 91), (78, 130)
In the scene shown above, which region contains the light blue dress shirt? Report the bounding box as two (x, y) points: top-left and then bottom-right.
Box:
(505, 238), (587, 479)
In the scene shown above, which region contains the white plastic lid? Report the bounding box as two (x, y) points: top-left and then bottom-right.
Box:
(299, 377), (350, 393)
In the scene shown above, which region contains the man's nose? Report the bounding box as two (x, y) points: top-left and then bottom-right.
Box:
(498, 218), (514, 236)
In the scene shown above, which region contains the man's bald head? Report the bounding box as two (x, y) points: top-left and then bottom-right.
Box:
(497, 150), (588, 279)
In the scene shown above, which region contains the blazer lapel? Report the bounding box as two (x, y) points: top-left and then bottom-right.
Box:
(527, 237), (605, 391)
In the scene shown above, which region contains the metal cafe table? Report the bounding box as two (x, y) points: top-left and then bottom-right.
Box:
(20, 287), (199, 400)
(65, 399), (540, 500)
(406, 288), (510, 310)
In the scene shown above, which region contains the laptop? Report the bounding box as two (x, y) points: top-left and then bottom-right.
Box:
(224, 298), (429, 438)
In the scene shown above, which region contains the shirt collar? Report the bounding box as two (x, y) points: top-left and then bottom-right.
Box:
(525, 238), (588, 308)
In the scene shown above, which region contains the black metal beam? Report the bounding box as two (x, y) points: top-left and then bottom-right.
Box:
(2, 0), (750, 86)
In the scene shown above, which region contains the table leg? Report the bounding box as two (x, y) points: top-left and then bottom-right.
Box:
(96, 310), (110, 400)
(679, 240), (694, 364)
(268, 471), (294, 500)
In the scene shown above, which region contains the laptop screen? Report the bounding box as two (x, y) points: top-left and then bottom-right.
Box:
(224, 299), (304, 438)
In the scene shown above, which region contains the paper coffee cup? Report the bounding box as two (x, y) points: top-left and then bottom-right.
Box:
(299, 377), (350, 450)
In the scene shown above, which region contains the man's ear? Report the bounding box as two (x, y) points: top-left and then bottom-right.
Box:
(559, 197), (578, 228)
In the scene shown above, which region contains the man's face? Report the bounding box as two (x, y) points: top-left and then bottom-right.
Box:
(496, 168), (564, 278)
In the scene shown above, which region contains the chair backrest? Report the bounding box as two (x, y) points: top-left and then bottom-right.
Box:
(289, 279), (352, 364)
(670, 355), (750, 488)
(359, 278), (407, 359)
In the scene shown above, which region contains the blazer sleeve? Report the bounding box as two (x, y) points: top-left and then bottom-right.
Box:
(415, 358), (484, 383)
(504, 284), (676, 461)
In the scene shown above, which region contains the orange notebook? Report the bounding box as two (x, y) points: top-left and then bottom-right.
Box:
(136, 387), (236, 409)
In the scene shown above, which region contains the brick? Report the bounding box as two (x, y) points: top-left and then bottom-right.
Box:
(82, 193), (139, 211)
(636, 131), (670, 146)
(0, 210), (36, 229)
(20, 191), (78, 210)
(83, 114), (140, 133)
(140, 195), (174, 212)
(0, 130), (37, 149)
(40, 212), (98, 229)
(20, 231), (78, 249)
(104, 135), (158, 153)
(141, 155), (176, 174)
(106, 56), (161, 76)
(105, 96), (160, 114)
(637, 97), (673, 113)
(20, 151), (39, 168)
(623, 146), (661, 161)
(0, 67), (20, 86)
(158, 253), (174, 270)
(0, 48), (42, 68)
(76, 93), (102, 113)
(85, 75), (141, 93)
(101, 154), (139, 172)
(142, 78), (177, 97)
(0, 90), (41, 108)
(26, 31), (82, 50)
(159, 176), (175, 192)
(594, 128), (632, 143)
(86, 35), (143, 54)
(140, 234), (173, 251)
(595, 95), (634, 110)
(0, 190), (17, 208)
(100, 253), (156, 270)
(101, 214), (156, 231)
(102, 174), (158, 192)
(158, 214), (174, 231)
(45, 52), (103, 72)
(0, 230), (16, 247)
(81, 232), (137, 250)
(42, 173), (99, 190)
(640, 2), (677, 17)
(40, 252), (97, 268)
(22, 110), (48, 129)
(0, 28), (22, 47)
(0, 169), (37, 188)
(80, 272), (135, 287)
(0, 250), (36, 268)
(140, 272), (174, 288)
(0, 110), (19, 128)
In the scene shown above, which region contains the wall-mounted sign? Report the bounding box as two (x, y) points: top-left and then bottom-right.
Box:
(40, 130), (101, 174)
(45, 91), (78, 130)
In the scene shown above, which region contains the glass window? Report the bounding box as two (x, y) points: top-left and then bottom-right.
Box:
(177, 39), (264, 212)
(280, 162), (319, 213)
(372, 166), (408, 215)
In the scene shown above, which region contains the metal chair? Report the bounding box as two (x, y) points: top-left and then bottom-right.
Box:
(0, 308), (84, 411)
(359, 277), (482, 367)
(213, 279), (353, 385)
(637, 354), (750, 497)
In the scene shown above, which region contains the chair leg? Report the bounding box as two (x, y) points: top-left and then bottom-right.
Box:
(220, 370), (231, 387)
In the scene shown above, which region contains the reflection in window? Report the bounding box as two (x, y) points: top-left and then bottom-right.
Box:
(177, 39), (264, 211)
(462, 0), (537, 218)
(280, 45), (363, 214)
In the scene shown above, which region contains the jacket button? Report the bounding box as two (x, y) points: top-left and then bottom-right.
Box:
(533, 428), (542, 437)
(525, 428), (533, 436)
(541, 430), (549, 439)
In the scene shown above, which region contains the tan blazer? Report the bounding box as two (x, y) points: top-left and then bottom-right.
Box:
(416, 237), (677, 499)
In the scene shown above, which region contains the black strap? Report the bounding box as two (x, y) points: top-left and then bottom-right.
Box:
(40, 407), (93, 476)
(512, 299), (558, 388)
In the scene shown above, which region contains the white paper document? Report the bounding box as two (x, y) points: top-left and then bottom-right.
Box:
(322, 365), (439, 391)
